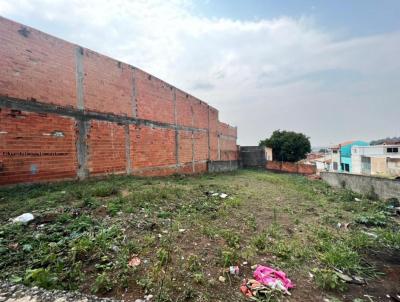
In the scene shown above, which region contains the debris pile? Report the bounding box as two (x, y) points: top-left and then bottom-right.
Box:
(240, 265), (294, 299)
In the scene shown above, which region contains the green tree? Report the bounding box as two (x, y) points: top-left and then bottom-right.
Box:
(259, 130), (311, 162)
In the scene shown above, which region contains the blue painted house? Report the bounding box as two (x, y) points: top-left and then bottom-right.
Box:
(337, 141), (369, 173)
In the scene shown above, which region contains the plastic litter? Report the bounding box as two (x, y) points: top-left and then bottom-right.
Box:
(254, 265), (294, 293)
(362, 231), (378, 238)
(12, 213), (34, 224)
(334, 268), (365, 285)
(241, 265), (294, 299)
(229, 266), (239, 275)
(205, 191), (229, 198)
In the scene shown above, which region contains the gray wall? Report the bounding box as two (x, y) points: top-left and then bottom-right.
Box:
(240, 146), (266, 168)
(207, 160), (239, 173)
(320, 172), (400, 200)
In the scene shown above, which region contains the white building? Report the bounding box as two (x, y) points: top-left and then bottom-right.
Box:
(351, 145), (400, 177)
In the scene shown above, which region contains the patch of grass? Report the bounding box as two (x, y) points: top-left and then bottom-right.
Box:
(355, 211), (388, 227)
(24, 268), (58, 289)
(218, 248), (239, 267)
(312, 268), (347, 292)
(192, 272), (204, 284)
(252, 233), (267, 251)
(156, 248), (170, 267)
(187, 254), (201, 272)
(221, 229), (241, 249)
(92, 272), (113, 293)
(0, 169), (398, 300)
(376, 228), (400, 249)
(91, 183), (118, 197)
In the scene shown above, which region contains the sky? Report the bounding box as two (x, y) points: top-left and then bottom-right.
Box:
(1, 0), (399, 147)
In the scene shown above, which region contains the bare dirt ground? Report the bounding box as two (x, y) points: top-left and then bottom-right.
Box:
(0, 170), (399, 302)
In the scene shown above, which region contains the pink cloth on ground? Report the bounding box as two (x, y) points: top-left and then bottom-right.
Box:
(253, 265), (295, 290)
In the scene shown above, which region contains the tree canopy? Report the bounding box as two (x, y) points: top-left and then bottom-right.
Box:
(259, 130), (311, 162)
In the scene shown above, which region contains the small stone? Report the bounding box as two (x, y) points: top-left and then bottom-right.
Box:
(218, 276), (226, 283)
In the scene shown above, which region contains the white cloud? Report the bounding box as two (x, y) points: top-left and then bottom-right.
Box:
(1, 0), (399, 145)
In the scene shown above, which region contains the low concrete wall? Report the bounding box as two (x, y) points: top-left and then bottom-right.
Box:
(320, 172), (400, 200)
(266, 161), (316, 175)
(207, 160), (239, 173)
(240, 146), (266, 168)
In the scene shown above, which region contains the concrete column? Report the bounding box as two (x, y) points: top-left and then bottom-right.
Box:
(75, 46), (85, 110)
(76, 119), (89, 179)
(173, 88), (179, 166)
(124, 124), (132, 174)
(207, 106), (211, 161)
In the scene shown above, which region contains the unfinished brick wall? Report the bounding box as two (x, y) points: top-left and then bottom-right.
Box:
(266, 161), (316, 175)
(0, 17), (238, 185)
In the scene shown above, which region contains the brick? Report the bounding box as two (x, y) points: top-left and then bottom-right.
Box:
(83, 50), (133, 116)
(0, 17), (239, 185)
(0, 108), (77, 185)
(0, 17), (76, 107)
(87, 120), (127, 175)
(130, 125), (176, 168)
(135, 69), (174, 124)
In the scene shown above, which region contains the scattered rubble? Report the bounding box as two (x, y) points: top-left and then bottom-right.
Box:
(0, 281), (121, 302)
(128, 256), (141, 267)
(218, 276), (226, 283)
(204, 191), (229, 199)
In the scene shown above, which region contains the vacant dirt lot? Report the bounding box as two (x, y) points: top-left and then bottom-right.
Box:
(0, 170), (399, 302)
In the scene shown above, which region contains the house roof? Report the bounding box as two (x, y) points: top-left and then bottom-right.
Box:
(330, 140), (368, 149)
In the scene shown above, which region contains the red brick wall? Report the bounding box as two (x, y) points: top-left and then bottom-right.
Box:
(0, 16), (238, 185)
(131, 125), (176, 169)
(0, 108), (77, 185)
(298, 163), (317, 175)
(266, 161), (316, 175)
(176, 89), (193, 127)
(209, 108), (219, 161)
(194, 132), (208, 161)
(178, 130), (193, 164)
(87, 120), (127, 175)
(83, 50), (133, 117)
(218, 121), (238, 160)
(265, 161), (281, 171)
(0, 18), (76, 108)
(192, 98), (209, 129)
(135, 69), (174, 124)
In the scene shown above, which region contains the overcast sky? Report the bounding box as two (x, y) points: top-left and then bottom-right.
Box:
(1, 0), (399, 146)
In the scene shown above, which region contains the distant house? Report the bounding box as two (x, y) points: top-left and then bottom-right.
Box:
(328, 140), (369, 173)
(302, 152), (331, 172)
(265, 147), (273, 161)
(352, 145), (400, 177)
